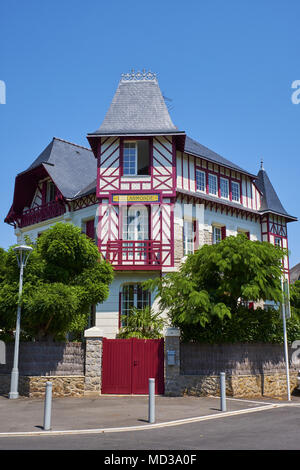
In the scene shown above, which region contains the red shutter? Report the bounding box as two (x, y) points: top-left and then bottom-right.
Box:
(85, 219), (95, 239)
(221, 226), (226, 240)
(246, 232), (250, 240)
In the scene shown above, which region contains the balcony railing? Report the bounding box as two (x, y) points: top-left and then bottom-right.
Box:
(19, 201), (66, 228)
(103, 240), (171, 269)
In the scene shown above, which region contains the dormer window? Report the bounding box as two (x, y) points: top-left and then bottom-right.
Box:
(123, 141), (150, 176)
(46, 181), (56, 203)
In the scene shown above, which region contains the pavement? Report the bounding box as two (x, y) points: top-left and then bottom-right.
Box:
(0, 393), (299, 436)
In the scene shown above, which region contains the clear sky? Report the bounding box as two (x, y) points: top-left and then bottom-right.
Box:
(1, 0), (299, 266)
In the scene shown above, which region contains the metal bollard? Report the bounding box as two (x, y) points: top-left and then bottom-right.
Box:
(148, 378), (155, 424)
(220, 372), (226, 412)
(43, 381), (53, 431)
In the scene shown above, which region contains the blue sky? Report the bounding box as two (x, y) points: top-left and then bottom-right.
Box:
(1, 0), (299, 266)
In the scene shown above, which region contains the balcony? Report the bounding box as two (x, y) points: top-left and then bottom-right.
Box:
(103, 240), (171, 270)
(19, 201), (66, 228)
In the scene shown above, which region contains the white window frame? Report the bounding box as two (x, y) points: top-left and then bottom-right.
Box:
(231, 181), (240, 202)
(46, 181), (56, 203)
(196, 169), (206, 193)
(274, 236), (282, 248)
(213, 226), (222, 244)
(123, 141), (137, 176)
(183, 220), (194, 255)
(220, 177), (229, 199)
(208, 173), (218, 196)
(121, 283), (150, 326)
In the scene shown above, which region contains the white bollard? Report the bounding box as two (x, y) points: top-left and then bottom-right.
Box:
(220, 372), (226, 412)
(43, 381), (53, 430)
(148, 378), (155, 424)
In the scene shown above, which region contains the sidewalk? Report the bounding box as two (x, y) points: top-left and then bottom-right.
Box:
(0, 394), (290, 435)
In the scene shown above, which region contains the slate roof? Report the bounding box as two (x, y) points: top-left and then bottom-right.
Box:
(184, 136), (255, 176)
(290, 263), (300, 283)
(255, 167), (297, 220)
(24, 137), (96, 200)
(88, 72), (184, 136)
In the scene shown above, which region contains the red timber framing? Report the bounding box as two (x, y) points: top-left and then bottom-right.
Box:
(95, 134), (177, 270)
(177, 151), (262, 211)
(17, 200), (66, 228)
(176, 192), (261, 223)
(261, 214), (290, 278)
(72, 193), (97, 211)
(97, 199), (174, 270)
(97, 136), (176, 198)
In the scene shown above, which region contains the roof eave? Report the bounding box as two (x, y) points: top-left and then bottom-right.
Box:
(259, 210), (298, 222)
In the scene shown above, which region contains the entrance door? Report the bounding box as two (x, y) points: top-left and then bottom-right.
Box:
(102, 338), (164, 395)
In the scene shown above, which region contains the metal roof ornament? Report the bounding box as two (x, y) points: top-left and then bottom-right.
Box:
(260, 158), (264, 170)
(121, 69), (157, 82)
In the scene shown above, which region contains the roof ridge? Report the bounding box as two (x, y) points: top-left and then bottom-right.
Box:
(53, 137), (91, 152)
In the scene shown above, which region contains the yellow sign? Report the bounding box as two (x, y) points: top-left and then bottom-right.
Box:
(112, 194), (160, 203)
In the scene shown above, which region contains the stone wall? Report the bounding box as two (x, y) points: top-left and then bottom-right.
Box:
(165, 332), (299, 398)
(0, 374), (84, 398)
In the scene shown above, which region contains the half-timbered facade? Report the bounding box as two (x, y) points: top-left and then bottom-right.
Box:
(5, 70), (297, 337)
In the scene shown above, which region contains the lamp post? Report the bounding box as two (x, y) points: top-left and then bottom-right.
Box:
(281, 275), (291, 402)
(9, 245), (33, 399)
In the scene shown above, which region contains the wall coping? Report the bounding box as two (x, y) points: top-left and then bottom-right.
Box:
(84, 327), (104, 338)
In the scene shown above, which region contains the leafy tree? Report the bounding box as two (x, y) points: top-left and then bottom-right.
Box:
(0, 223), (114, 341)
(117, 306), (166, 339)
(290, 280), (300, 319)
(144, 235), (286, 337)
(177, 306), (300, 344)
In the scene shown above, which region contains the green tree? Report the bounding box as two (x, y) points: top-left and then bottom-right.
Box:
(117, 306), (166, 339)
(290, 280), (300, 319)
(145, 235), (286, 337)
(0, 223), (114, 341)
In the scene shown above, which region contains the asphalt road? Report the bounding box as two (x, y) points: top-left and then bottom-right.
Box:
(0, 405), (299, 451)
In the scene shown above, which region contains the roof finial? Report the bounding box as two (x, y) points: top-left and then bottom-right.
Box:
(121, 70), (157, 82)
(260, 158), (264, 170)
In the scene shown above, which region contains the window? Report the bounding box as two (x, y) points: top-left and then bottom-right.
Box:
(231, 181), (240, 202)
(120, 284), (150, 326)
(123, 141), (150, 176)
(274, 237), (282, 248)
(123, 142), (137, 175)
(220, 178), (229, 199)
(85, 219), (95, 240)
(208, 174), (218, 195)
(213, 226), (226, 244)
(46, 182), (56, 203)
(122, 206), (149, 241)
(196, 169), (206, 192)
(237, 230), (250, 240)
(183, 221), (194, 255)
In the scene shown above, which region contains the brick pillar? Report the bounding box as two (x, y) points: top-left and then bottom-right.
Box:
(164, 327), (181, 396)
(84, 327), (103, 397)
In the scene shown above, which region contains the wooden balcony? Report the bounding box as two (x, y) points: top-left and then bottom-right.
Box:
(102, 240), (171, 270)
(19, 201), (66, 228)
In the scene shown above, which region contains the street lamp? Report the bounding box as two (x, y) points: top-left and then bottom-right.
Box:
(9, 245), (33, 399)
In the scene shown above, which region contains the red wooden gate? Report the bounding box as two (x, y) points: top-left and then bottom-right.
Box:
(102, 338), (164, 394)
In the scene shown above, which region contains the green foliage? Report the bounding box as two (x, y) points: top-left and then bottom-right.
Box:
(290, 280), (300, 319)
(177, 306), (300, 344)
(117, 306), (166, 339)
(144, 235), (289, 342)
(0, 223), (114, 341)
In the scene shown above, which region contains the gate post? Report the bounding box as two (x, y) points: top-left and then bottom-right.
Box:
(164, 327), (181, 396)
(84, 327), (104, 397)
